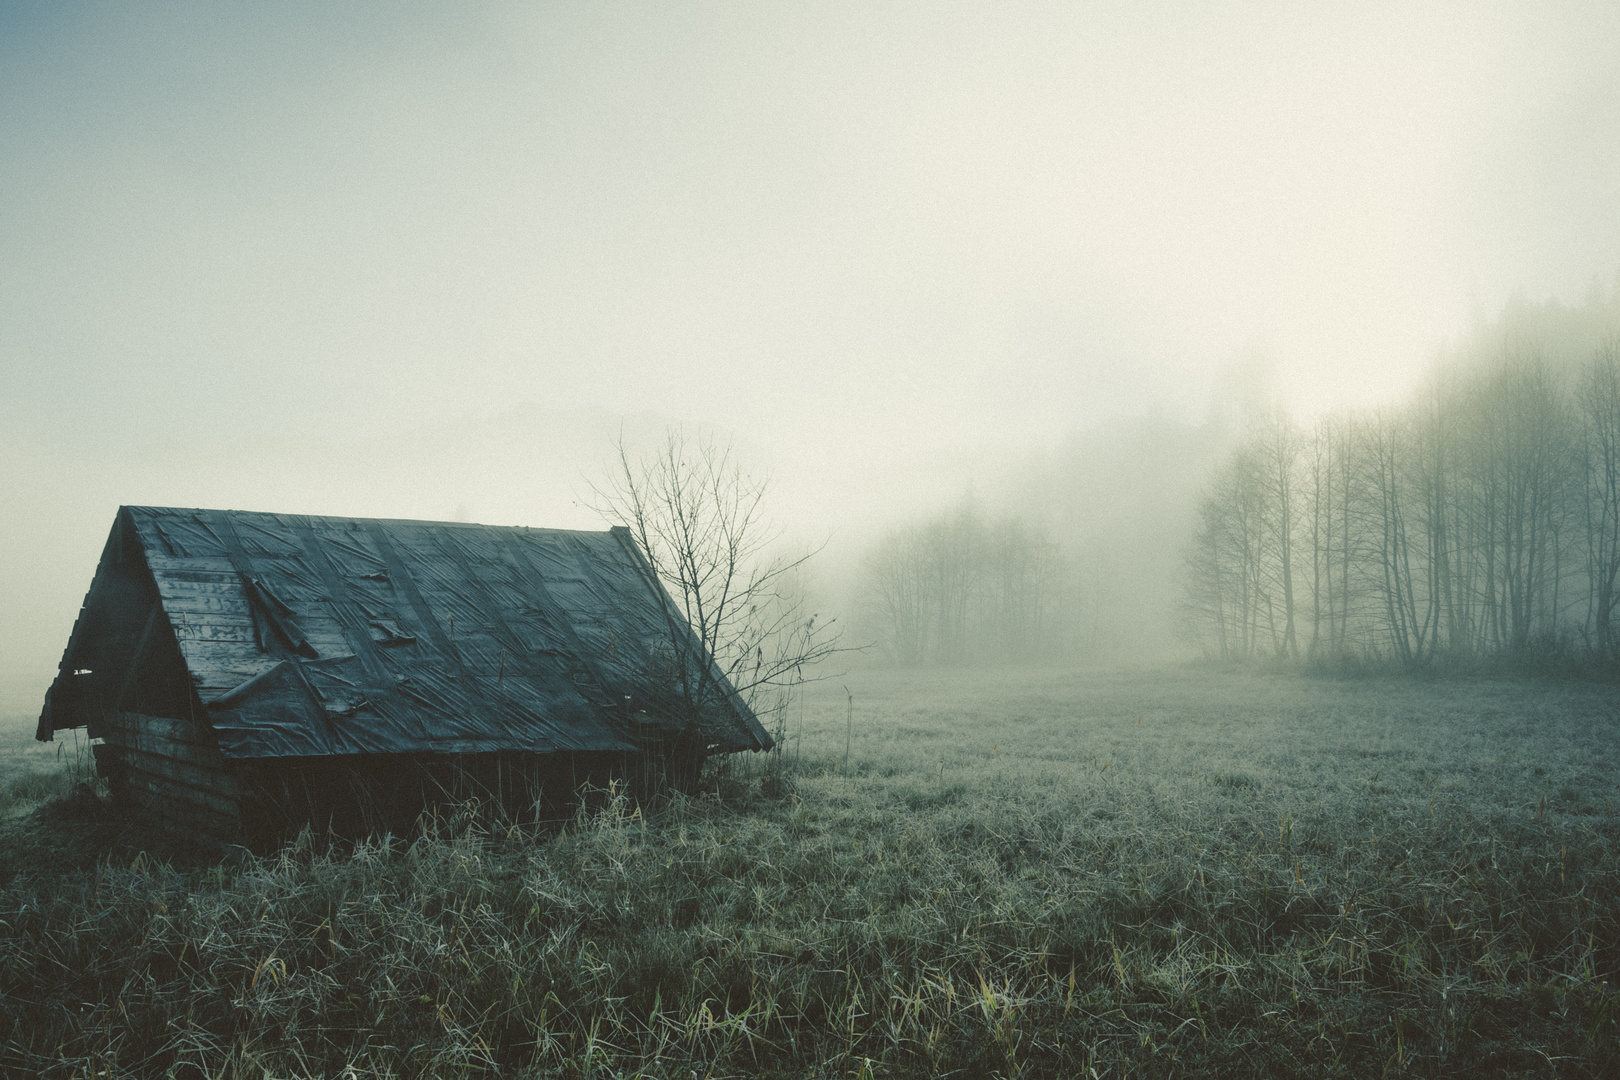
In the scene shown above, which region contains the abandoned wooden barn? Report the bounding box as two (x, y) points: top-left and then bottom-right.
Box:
(37, 506), (771, 844)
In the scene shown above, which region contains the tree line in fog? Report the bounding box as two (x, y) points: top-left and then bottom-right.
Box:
(1181, 312), (1620, 668)
(855, 505), (1089, 666)
(842, 293), (1620, 670)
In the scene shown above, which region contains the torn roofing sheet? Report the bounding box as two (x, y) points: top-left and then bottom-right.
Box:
(49, 506), (771, 759)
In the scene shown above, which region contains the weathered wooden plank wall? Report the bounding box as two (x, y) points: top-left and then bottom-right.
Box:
(96, 711), (243, 838)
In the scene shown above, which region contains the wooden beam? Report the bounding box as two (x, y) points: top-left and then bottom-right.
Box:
(100, 725), (226, 768)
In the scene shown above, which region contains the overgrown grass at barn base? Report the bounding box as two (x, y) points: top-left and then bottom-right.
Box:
(1, 667), (1617, 1077)
(0, 725), (89, 820)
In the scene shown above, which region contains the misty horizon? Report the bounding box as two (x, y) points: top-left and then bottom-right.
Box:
(5, 1), (1620, 709)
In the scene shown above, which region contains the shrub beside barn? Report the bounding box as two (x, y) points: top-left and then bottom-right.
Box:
(36, 506), (771, 845)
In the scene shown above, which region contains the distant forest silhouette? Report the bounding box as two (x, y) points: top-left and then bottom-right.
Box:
(851, 287), (1620, 672)
(1181, 288), (1620, 669)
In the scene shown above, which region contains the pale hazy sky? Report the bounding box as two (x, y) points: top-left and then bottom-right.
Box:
(3, 0), (1619, 708)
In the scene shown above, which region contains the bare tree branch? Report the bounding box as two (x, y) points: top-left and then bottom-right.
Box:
(588, 427), (846, 745)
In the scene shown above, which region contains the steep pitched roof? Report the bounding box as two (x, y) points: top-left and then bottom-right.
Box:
(39, 506), (771, 758)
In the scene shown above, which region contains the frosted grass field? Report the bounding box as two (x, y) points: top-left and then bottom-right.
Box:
(1, 666), (1616, 1077)
(789, 666), (1619, 829)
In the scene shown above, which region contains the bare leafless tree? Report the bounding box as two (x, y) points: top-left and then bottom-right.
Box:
(1579, 337), (1620, 658)
(1183, 346), (1607, 669)
(860, 525), (929, 666)
(1255, 408), (1303, 658)
(590, 427), (842, 741)
(858, 502), (1072, 666)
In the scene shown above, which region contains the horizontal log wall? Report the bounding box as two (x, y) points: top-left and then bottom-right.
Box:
(120, 771), (241, 836)
(90, 713), (688, 848)
(97, 710), (242, 839)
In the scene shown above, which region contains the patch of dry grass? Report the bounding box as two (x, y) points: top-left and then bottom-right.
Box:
(0, 723), (92, 820)
(0, 667), (1616, 1077)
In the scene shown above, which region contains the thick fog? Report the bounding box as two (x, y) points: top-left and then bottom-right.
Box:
(4, 1), (1620, 709)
